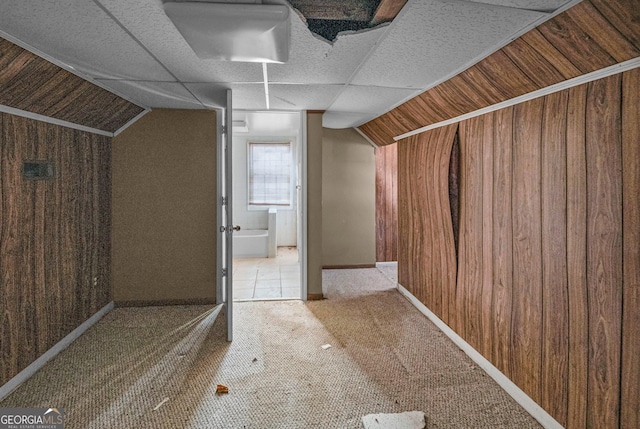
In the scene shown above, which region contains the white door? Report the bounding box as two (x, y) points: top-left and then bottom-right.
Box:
(217, 89), (234, 341)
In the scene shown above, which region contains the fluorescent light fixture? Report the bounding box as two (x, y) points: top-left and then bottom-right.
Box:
(262, 62), (270, 110)
(164, 2), (290, 63)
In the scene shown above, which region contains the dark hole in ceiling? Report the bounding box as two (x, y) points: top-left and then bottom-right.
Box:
(306, 19), (373, 41)
(287, 0), (405, 41)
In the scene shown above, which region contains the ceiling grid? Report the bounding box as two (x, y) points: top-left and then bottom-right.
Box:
(0, 0), (578, 127)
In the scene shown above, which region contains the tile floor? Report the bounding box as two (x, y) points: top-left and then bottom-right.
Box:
(232, 247), (301, 301)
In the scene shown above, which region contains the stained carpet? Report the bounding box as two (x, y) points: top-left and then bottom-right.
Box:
(0, 268), (540, 428)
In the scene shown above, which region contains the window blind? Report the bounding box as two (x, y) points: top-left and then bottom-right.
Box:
(248, 142), (292, 206)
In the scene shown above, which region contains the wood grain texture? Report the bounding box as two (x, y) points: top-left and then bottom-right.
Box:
(490, 106), (513, 378)
(0, 37), (143, 133)
(537, 4), (617, 74)
(480, 112), (494, 361)
(397, 125), (457, 322)
(0, 113), (111, 386)
(458, 116), (485, 351)
(621, 67), (640, 429)
(358, 0), (640, 147)
(510, 98), (544, 404)
(590, 0), (640, 48)
(585, 74), (623, 429)
(540, 90), (569, 426)
(375, 143), (398, 262)
(372, 0), (408, 23)
(473, 51), (538, 100)
(395, 71), (638, 426)
(566, 84), (588, 429)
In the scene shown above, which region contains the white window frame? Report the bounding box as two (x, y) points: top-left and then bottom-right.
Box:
(247, 141), (295, 210)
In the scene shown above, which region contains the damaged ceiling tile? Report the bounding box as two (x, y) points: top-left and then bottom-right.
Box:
(287, 0), (407, 41)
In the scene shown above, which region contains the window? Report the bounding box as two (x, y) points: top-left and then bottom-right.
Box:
(248, 142), (292, 207)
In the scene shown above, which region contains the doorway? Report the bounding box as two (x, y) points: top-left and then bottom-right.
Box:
(230, 110), (305, 301)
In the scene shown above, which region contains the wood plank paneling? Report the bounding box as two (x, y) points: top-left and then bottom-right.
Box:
(540, 90), (569, 426)
(0, 37), (144, 133)
(566, 84), (589, 429)
(358, 0), (640, 147)
(590, 0), (640, 48)
(397, 125), (457, 321)
(510, 98), (544, 404)
(375, 143), (397, 262)
(501, 37), (567, 88)
(0, 113), (111, 386)
(621, 67), (640, 429)
(537, 5), (617, 74)
(491, 106), (513, 378)
(566, 1), (640, 63)
(585, 74), (623, 429)
(480, 111), (494, 361)
(458, 116), (484, 351)
(473, 51), (538, 100)
(395, 70), (638, 427)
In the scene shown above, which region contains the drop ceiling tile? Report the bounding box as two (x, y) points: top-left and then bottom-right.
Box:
(328, 85), (418, 115)
(0, 0), (173, 81)
(97, 80), (204, 109)
(99, 0), (265, 83)
(323, 111), (377, 129)
(187, 83), (264, 110)
(268, 84), (344, 110)
(183, 83), (229, 108)
(266, 10), (389, 85)
(351, 0), (545, 89)
(458, 0), (572, 12)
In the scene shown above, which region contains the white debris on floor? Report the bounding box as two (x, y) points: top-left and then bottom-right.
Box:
(361, 411), (426, 429)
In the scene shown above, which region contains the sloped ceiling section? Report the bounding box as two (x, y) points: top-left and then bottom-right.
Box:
(359, 0), (640, 146)
(0, 37), (145, 133)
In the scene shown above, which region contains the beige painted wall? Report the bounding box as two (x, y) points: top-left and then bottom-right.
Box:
(112, 109), (217, 304)
(306, 112), (323, 298)
(322, 128), (376, 266)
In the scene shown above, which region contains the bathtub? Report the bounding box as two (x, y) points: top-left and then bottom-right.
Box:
(233, 229), (268, 258)
(233, 208), (278, 259)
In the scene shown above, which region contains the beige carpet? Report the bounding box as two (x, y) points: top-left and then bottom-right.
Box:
(0, 268), (540, 428)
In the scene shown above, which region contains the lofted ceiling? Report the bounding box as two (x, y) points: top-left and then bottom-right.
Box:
(0, 0), (577, 129)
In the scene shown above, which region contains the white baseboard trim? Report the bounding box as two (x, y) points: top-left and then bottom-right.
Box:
(396, 284), (562, 429)
(0, 301), (114, 401)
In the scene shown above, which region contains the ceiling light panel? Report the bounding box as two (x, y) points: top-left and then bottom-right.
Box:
(164, 2), (290, 63)
(0, 0), (174, 81)
(350, 0), (545, 89)
(98, 0), (265, 83)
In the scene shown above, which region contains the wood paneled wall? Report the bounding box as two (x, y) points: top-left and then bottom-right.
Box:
(0, 37), (144, 133)
(0, 113), (111, 387)
(360, 0), (640, 146)
(375, 143), (398, 262)
(397, 69), (639, 428)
